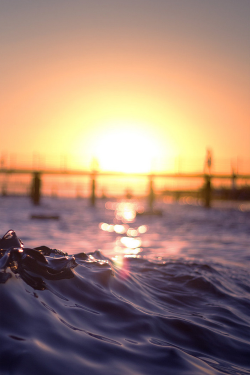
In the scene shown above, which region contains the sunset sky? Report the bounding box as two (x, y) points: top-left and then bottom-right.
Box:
(1, 0), (249, 173)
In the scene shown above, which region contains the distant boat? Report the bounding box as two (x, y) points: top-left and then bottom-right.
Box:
(30, 214), (60, 220)
(137, 209), (163, 216)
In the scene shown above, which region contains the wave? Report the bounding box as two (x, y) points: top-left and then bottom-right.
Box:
(1, 230), (250, 375)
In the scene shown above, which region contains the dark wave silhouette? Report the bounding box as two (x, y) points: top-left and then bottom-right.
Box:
(1, 230), (250, 375)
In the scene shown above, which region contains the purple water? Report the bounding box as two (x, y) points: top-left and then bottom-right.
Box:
(0, 196), (250, 374)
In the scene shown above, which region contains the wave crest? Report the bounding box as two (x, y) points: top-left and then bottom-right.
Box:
(1, 230), (250, 375)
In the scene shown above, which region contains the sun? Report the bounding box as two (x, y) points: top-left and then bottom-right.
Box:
(92, 121), (161, 173)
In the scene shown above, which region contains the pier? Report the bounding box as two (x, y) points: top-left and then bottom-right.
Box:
(1, 166), (250, 207)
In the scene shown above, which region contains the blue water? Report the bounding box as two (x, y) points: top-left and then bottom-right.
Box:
(0, 196), (250, 374)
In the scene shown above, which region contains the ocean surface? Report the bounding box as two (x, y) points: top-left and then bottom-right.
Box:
(0, 196), (250, 375)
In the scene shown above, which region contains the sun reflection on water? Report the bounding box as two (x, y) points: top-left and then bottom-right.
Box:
(105, 201), (146, 223)
(120, 236), (141, 249)
(127, 228), (138, 237)
(99, 201), (149, 273)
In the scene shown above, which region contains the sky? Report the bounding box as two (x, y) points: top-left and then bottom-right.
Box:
(0, 0), (250, 173)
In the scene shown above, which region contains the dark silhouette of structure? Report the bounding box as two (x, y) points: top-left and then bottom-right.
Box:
(204, 175), (211, 208)
(90, 173), (96, 206)
(148, 175), (155, 211)
(1, 156), (250, 207)
(31, 172), (41, 205)
(204, 149), (212, 175)
(203, 149), (213, 208)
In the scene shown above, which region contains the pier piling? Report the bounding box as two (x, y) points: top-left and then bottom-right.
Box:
(204, 175), (211, 208)
(148, 175), (155, 211)
(90, 174), (96, 206)
(31, 172), (41, 205)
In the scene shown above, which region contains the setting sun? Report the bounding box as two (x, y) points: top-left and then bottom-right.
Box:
(91, 122), (162, 173)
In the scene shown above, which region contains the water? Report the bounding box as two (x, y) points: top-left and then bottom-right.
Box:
(0, 196), (250, 375)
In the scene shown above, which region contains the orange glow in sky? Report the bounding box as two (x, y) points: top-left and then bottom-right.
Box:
(0, 1), (249, 173)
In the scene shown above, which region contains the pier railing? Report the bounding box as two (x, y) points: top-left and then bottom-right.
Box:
(1, 167), (250, 208)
